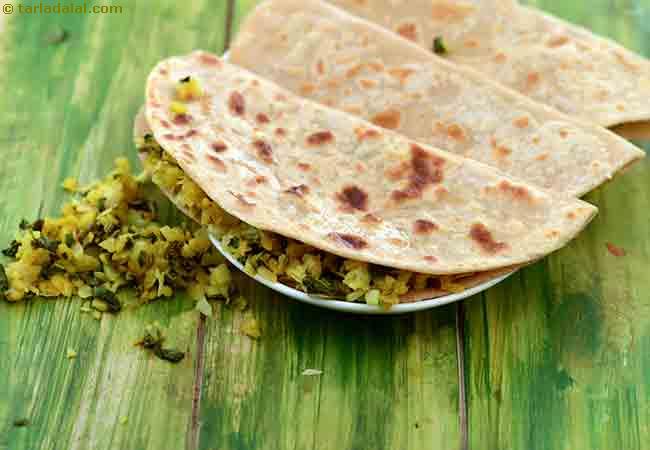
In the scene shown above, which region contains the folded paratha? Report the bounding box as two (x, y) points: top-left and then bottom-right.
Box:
(324, 0), (650, 135)
(143, 51), (595, 280)
(229, 0), (644, 197)
(133, 108), (518, 303)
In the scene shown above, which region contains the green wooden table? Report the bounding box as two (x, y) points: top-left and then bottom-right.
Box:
(0, 1), (648, 449)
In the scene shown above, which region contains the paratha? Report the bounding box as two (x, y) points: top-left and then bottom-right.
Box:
(143, 51), (596, 277)
(229, 0), (644, 197)
(324, 0), (650, 130)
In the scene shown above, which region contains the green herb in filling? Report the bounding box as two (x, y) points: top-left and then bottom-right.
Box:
(433, 36), (447, 55)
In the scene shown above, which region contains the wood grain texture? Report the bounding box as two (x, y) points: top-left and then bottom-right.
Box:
(198, 279), (461, 450)
(0, 2), (229, 449)
(464, 1), (650, 449)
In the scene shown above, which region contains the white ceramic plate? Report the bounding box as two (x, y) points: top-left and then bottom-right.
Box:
(209, 234), (514, 315)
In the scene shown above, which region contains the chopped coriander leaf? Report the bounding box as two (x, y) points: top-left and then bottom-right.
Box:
(136, 323), (186, 363)
(2, 240), (20, 258)
(94, 287), (121, 313)
(433, 36), (447, 55)
(155, 347), (185, 363)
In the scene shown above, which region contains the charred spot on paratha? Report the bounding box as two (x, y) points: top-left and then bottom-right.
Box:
(228, 91), (245, 116)
(469, 223), (508, 254)
(211, 141), (228, 152)
(252, 140), (273, 164)
(256, 113), (270, 124)
(391, 144), (445, 202)
(371, 109), (401, 130)
(413, 219), (439, 234)
(306, 131), (335, 146)
(285, 184), (310, 197)
(327, 232), (368, 250)
(336, 185), (369, 212)
(205, 154), (227, 172)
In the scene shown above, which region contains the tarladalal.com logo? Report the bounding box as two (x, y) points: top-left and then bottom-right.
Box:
(3, 2), (123, 14)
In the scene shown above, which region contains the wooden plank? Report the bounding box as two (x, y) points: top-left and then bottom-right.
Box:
(195, 3), (463, 448)
(465, 1), (650, 448)
(0, 2), (229, 449)
(199, 281), (461, 450)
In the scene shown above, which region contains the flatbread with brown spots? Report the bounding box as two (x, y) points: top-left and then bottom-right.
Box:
(143, 51), (595, 276)
(229, 0), (644, 197)
(324, 0), (650, 130)
(134, 107), (522, 302)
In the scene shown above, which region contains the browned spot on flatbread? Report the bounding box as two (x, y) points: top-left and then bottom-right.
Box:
(300, 83), (317, 96)
(206, 154), (226, 172)
(336, 185), (369, 212)
(547, 35), (569, 47)
(198, 53), (221, 66)
(358, 79), (378, 89)
(275, 128), (287, 137)
(367, 62), (384, 72)
(256, 113), (270, 124)
(606, 242), (626, 257)
(494, 52), (507, 63)
(371, 109), (401, 130)
(254, 175), (267, 184)
(559, 130), (569, 138)
(470, 223), (508, 254)
(159, 68), (168, 75)
(513, 116), (529, 128)
(388, 68), (415, 83)
(413, 219), (439, 234)
(535, 153), (549, 161)
(497, 180), (533, 202)
(230, 191), (255, 208)
(343, 105), (362, 115)
(464, 39), (479, 48)
(346, 64), (364, 79)
(447, 124), (465, 141)
(286, 184), (310, 197)
(316, 60), (325, 75)
(159, 119), (171, 129)
(211, 141), (227, 152)
(228, 91), (245, 116)
(615, 52), (640, 70)
(172, 114), (192, 125)
(185, 129), (199, 138)
(252, 140), (273, 164)
(362, 213), (382, 224)
(297, 163), (311, 172)
(355, 127), (381, 141)
(493, 146), (512, 159)
(390, 145), (445, 202)
(328, 232), (368, 250)
(396, 22), (418, 41)
(163, 134), (176, 141)
(306, 131), (334, 146)
(423, 255), (438, 263)
(526, 72), (540, 87)
(431, 1), (474, 21)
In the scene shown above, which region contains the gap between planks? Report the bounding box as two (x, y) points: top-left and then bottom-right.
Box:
(455, 301), (469, 450)
(187, 2), (236, 449)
